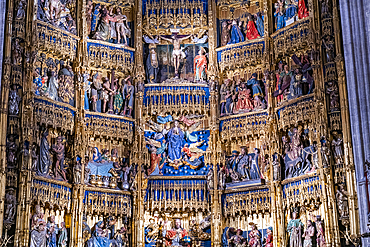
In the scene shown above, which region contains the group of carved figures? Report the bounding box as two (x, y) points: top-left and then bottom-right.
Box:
(144, 34), (208, 82)
(33, 62), (75, 106)
(30, 206), (68, 247)
(85, 146), (137, 191)
(36, 0), (77, 34)
(217, 147), (269, 189)
(220, 73), (267, 116)
(287, 211), (326, 247)
(273, 54), (314, 105)
(86, 1), (131, 45)
(34, 130), (68, 181)
(274, 0), (309, 31)
(276, 128), (344, 180)
(83, 71), (134, 117)
(220, 12), (264, 46)
(224, 224), (272, 247)
(145, 218), (211, 246)
(82, 215), (129, 247)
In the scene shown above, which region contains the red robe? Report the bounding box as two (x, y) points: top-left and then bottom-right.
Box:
(298, 0), (309, 19)
(264, 234), (273, 247)
(148, 152), (163, 175)
(165, 229), (188, 246)
(246, 20), (260, 40)
(236, 88), (253, 111)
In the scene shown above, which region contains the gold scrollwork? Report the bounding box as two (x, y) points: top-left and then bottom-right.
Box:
(84, 113), (134, 142)
(271, 18), (313, 59)
(217, 40), (265, 73)
(35, 21), (79, 60)
(87, 42), (134, 72)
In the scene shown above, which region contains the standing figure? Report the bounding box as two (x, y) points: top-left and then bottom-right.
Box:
(263, 227), (273, 247)
(91, 71), (102, 112)
(16, 0), (26, 19)
(249, 148), (262, 180)
(38, 130), (51, 177)
(31, 205), (44, 230)
(58, 222), (68, 247)
(247, 73), (265, 109)
(160, 33), (191, 77)
(30, 220), (47, 247)
(115, 8), (131, 45)
(206, 167), (214, 190)
(8, 84), (21, 115)
(274, 2), (286, 30)
(255, 12), (264, 37)
(336, 184), (349, 218)
(108, 6), (117, 43)
(245, 14), (260, 40)
(47, 224), (57, 247)
(93, 5), (117, 41)
(83, 71), (91, 110)
(167, 120), (184, 164)
(221, 21), (231, 46)
(287, 210), (304, 247)
(163, 219), (188, 246)
(237, 146), (250, 180)
(220, 79), (228, 116)
(52, 136), (66, 181)
(298, 0), (309, 19)
(4, 188), (16, 223)
(272, 153), (281, 181)
(288, 68), (303, 100)
(58, 64), (74, 104)
(218, 164), (228, 190)
(86, 0), (93, 32)
(47, 71), (59, 101)
(194, 47), (207, 82)
(316, 216), (326, 247)
(101, 77), (114, 113)
(122, 76), (134, 117)
(228, 20), (245, 44)
(326, 82), (339, 111)
(285, 0), (298, 19)
(275, 61), (284, 103)
(320, 138), (331, 168)
(302, 220), (315, 247)
(331, 133), (343, 165)
(90, 3), (101, 33)
(147, 145), (165, 176)
(235, 84), (253, 112)
(248, 223), (261, 247)
(113, 79), (123, 114)
(73, 156), (82, 184)
(146, 45), (159, 83)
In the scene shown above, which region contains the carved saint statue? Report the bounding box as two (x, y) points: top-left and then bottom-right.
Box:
(160, 33), (191, 77)
(206, 167), (214, 190)
(163, 219), (188, 247)
(287, 210), (303, 247)
(194, 47), (207, 82)
(122, 76), (134, 117)
(248, 223), (262, 247)
(316, 216), (326, 247)
(115, 8), (131, 45)
(93, 5), (117, 41)
(51, 136), (66, 181)
(336, 184), (349, 218)
(146, 45), (159, 84)
(263, 227), (273, 247)
(58, 222), (68, 247)
(331, 132), (344, 165)
(38, 130), (51, 177)
(302, 220), (315, 247)
(4, 188), (16, 223)
(30, 220), (47, 247)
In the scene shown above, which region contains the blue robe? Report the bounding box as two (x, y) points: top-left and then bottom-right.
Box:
(250, 155), (261, 179)
(285, 4), (297, 19)
(167, 127), (184, 162)
(228, 24), (245, 44)
(91, 5), (100, 33)
(256, 15), (265, 37)
(247, 78), (264, 98)
(157, 115), (173, 124)
(89, 222), (112, 247)
(274, 12), (286, 30)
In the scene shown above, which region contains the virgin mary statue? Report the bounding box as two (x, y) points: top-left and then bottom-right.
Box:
(167, 120), (184, 163)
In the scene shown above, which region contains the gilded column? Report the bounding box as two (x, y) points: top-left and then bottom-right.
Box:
(0, 0), (13, 235)
(332, 0), (360, 242)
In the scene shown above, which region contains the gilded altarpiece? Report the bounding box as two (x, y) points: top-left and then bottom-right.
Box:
(0, 0), (361, 247)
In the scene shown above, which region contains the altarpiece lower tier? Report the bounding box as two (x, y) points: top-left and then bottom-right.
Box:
(0, 0), (362, 246)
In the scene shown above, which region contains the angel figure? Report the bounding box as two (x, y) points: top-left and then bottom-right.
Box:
(146, 138), (166, 176)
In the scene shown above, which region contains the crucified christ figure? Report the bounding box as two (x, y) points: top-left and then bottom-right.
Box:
(160, 33), (191, 77)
